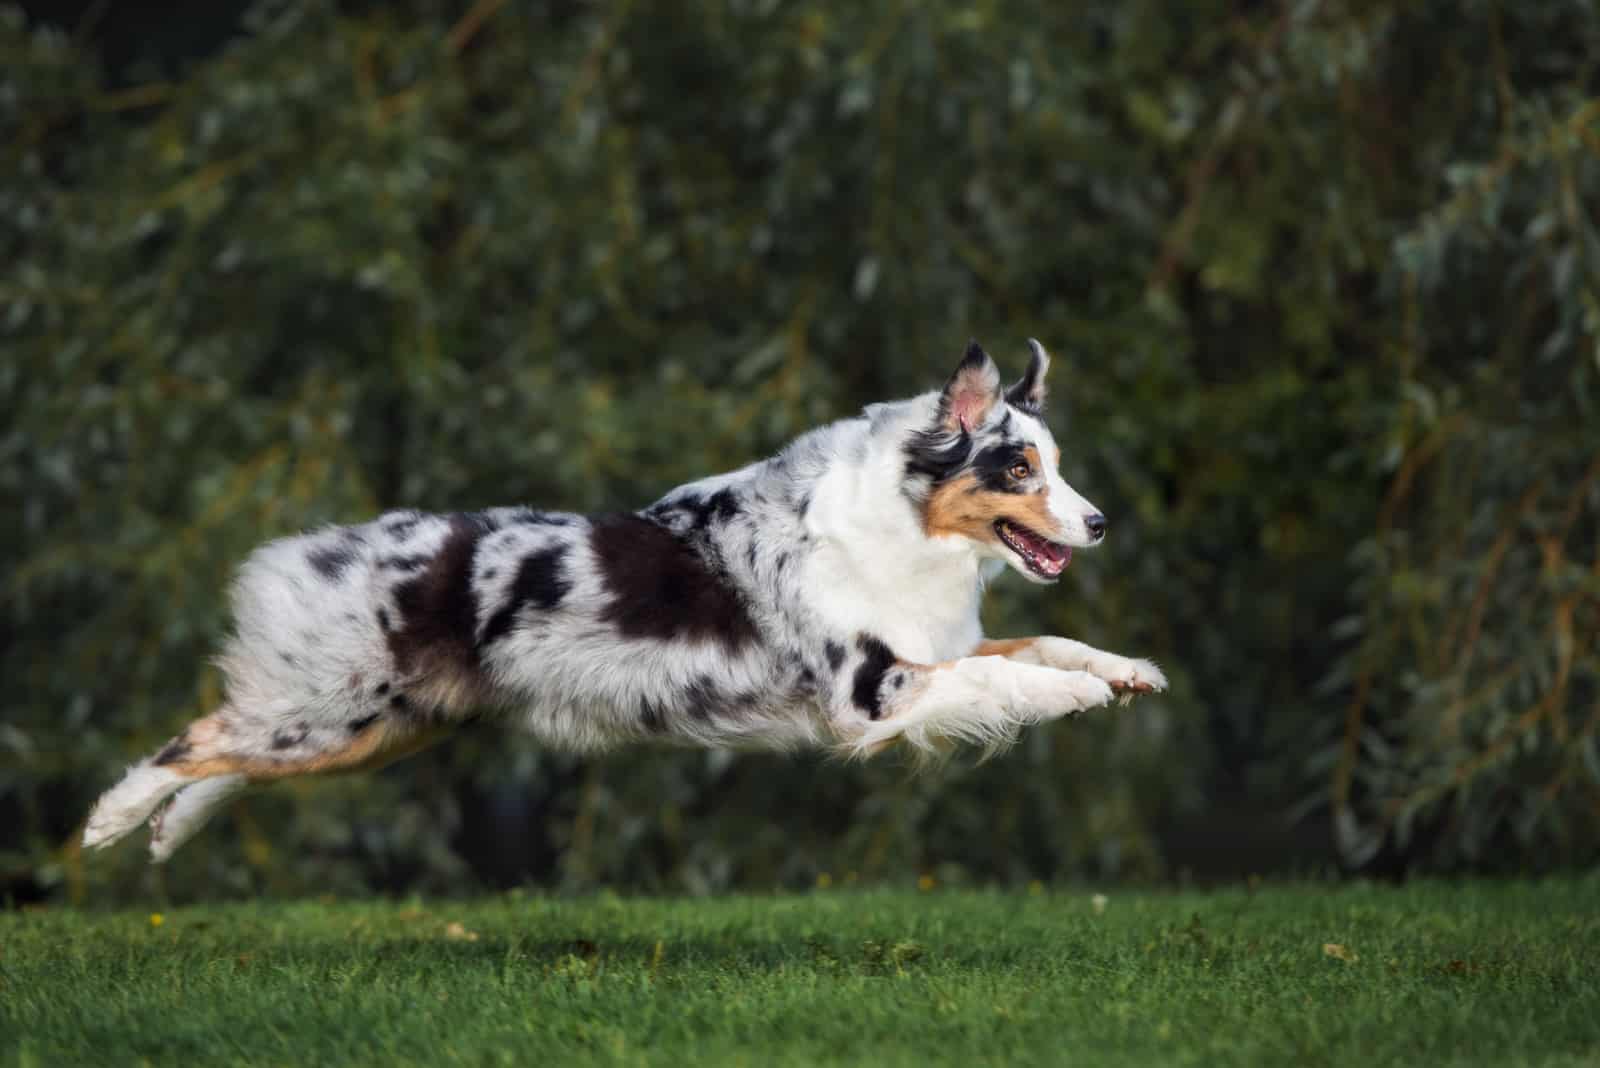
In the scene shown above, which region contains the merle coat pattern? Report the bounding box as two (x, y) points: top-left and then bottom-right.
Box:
(84, 341), (1167, 861)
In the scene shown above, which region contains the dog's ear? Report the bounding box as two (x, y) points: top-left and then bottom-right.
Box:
(939, 340), (1002, 433)
(1005, 339), (1050, 414)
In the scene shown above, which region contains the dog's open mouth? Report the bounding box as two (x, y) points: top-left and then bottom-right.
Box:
(994, 520), (1071, 579)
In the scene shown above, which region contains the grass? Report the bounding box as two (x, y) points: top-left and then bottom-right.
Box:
(2, 881), (1597, 1067)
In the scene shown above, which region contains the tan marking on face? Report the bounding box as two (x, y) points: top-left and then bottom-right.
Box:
(1017, 446), (1044, 482)
(921, 463), (1064, 548)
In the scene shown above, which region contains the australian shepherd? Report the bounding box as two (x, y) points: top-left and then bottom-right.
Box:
(84, 340), (1167, 861)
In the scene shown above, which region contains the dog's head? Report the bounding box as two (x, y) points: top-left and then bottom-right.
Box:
(903, 340), (1104, 584)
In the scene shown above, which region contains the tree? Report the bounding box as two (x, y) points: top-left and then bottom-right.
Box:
(2, 0), (1595, 903)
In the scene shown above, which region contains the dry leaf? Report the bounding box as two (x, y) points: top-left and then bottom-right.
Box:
(445, 921), (479, 942)
(1323, 942), (1358, 963)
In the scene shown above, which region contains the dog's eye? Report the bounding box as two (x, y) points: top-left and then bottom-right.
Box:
(1008, 461), (1031, 480)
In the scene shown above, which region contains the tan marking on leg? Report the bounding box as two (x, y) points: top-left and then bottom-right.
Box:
(975, 637), (1039, 659)
(159, 716), (451, 782)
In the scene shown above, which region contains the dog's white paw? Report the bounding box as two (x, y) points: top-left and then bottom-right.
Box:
(1094, 656), (1167, 697)
(81, 809), (126, 851)
(83, 796), (149, 851)
(82, 765), (186, 851)
(1048, 670), (1116, 717)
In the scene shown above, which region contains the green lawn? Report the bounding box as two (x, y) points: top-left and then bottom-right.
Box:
(2, 881), (1596, 1066)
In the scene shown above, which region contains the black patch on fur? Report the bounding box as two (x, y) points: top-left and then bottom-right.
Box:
(380, 553), (433, 572)
(639, 696), (669, 733)
(957, 338), (990, 373)
(348, 713), (381, 734)
(889, 671), (905, 690)
(271, 723), (309, 750)
(153, 735), (191, 766)
(1006, 347), (1047, 413)
(382, 514), (422, 542)
(480, 546), (571, 647)
(506, 507), (572, 527)
(795, 493), (811, 519)
(971, 443), (1031, 493)
(683, 674), (722, 721)
(825, 641), (846, 672)
(746, 543), (758, 570)
(590, 514), (759, 650)
(279, 650), (298, 667)
(707, 488), (741, 524)
(375, 682), (390, 696)
(852, 634), (897, 720)
(390, 693), (408, 709)
(385, 513), (486, 679)
(653, 488), (743, 534)
(903, 427), (972, 484)
(482, 567), (497, 581)
(377, 608), (392, 631)
(681, 675), (757, 722)
(308, 542), (359, 581)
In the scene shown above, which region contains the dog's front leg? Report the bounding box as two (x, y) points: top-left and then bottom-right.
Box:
(843, 654), (1115, 759)
(976, 637), (1168, 696)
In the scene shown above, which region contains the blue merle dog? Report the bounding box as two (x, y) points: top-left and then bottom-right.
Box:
(84, 340), (1167, 861)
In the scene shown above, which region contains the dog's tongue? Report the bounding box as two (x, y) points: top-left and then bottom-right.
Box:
(1016, 525), (1071, 575)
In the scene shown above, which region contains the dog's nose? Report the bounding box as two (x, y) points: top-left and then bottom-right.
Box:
(1084, 514), (1106, 541)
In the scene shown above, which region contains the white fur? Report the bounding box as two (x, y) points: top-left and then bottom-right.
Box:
(149, 775), (249, 862)
(1004, 637), (1168, 693)
(82, 764), (187, 850)
(800, 402), (986, 664)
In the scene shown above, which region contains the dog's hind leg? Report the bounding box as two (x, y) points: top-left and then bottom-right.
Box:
(85, 704), (450, 854)
(148, 774), (250, 862)
(83, 708), (250, 851)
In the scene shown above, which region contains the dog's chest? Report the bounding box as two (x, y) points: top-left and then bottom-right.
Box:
(799, 545), (982, 664)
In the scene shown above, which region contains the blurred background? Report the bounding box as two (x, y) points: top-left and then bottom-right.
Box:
(2, 0), (1597, 905)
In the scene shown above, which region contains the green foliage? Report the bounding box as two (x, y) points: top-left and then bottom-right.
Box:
(3, 882), (1598, 1066)
(2, 0), (1596, 900)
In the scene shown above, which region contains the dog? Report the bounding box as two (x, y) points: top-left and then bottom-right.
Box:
(83, 340), (1167, 862)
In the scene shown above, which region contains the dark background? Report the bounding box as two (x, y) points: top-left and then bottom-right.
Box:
(3, 0), (1597, 905)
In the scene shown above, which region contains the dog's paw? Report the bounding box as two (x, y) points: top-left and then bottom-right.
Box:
(1097, 657), (1167, 697)
(81, 765), (187, 851)
(83, 797), (146, 851)
(1050, 670), (1116, 717)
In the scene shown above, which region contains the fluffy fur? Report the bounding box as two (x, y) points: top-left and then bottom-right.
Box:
(83, 340), (1167, 859)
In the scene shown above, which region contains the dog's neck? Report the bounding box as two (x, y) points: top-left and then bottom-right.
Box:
(793, 399), (987, 662)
